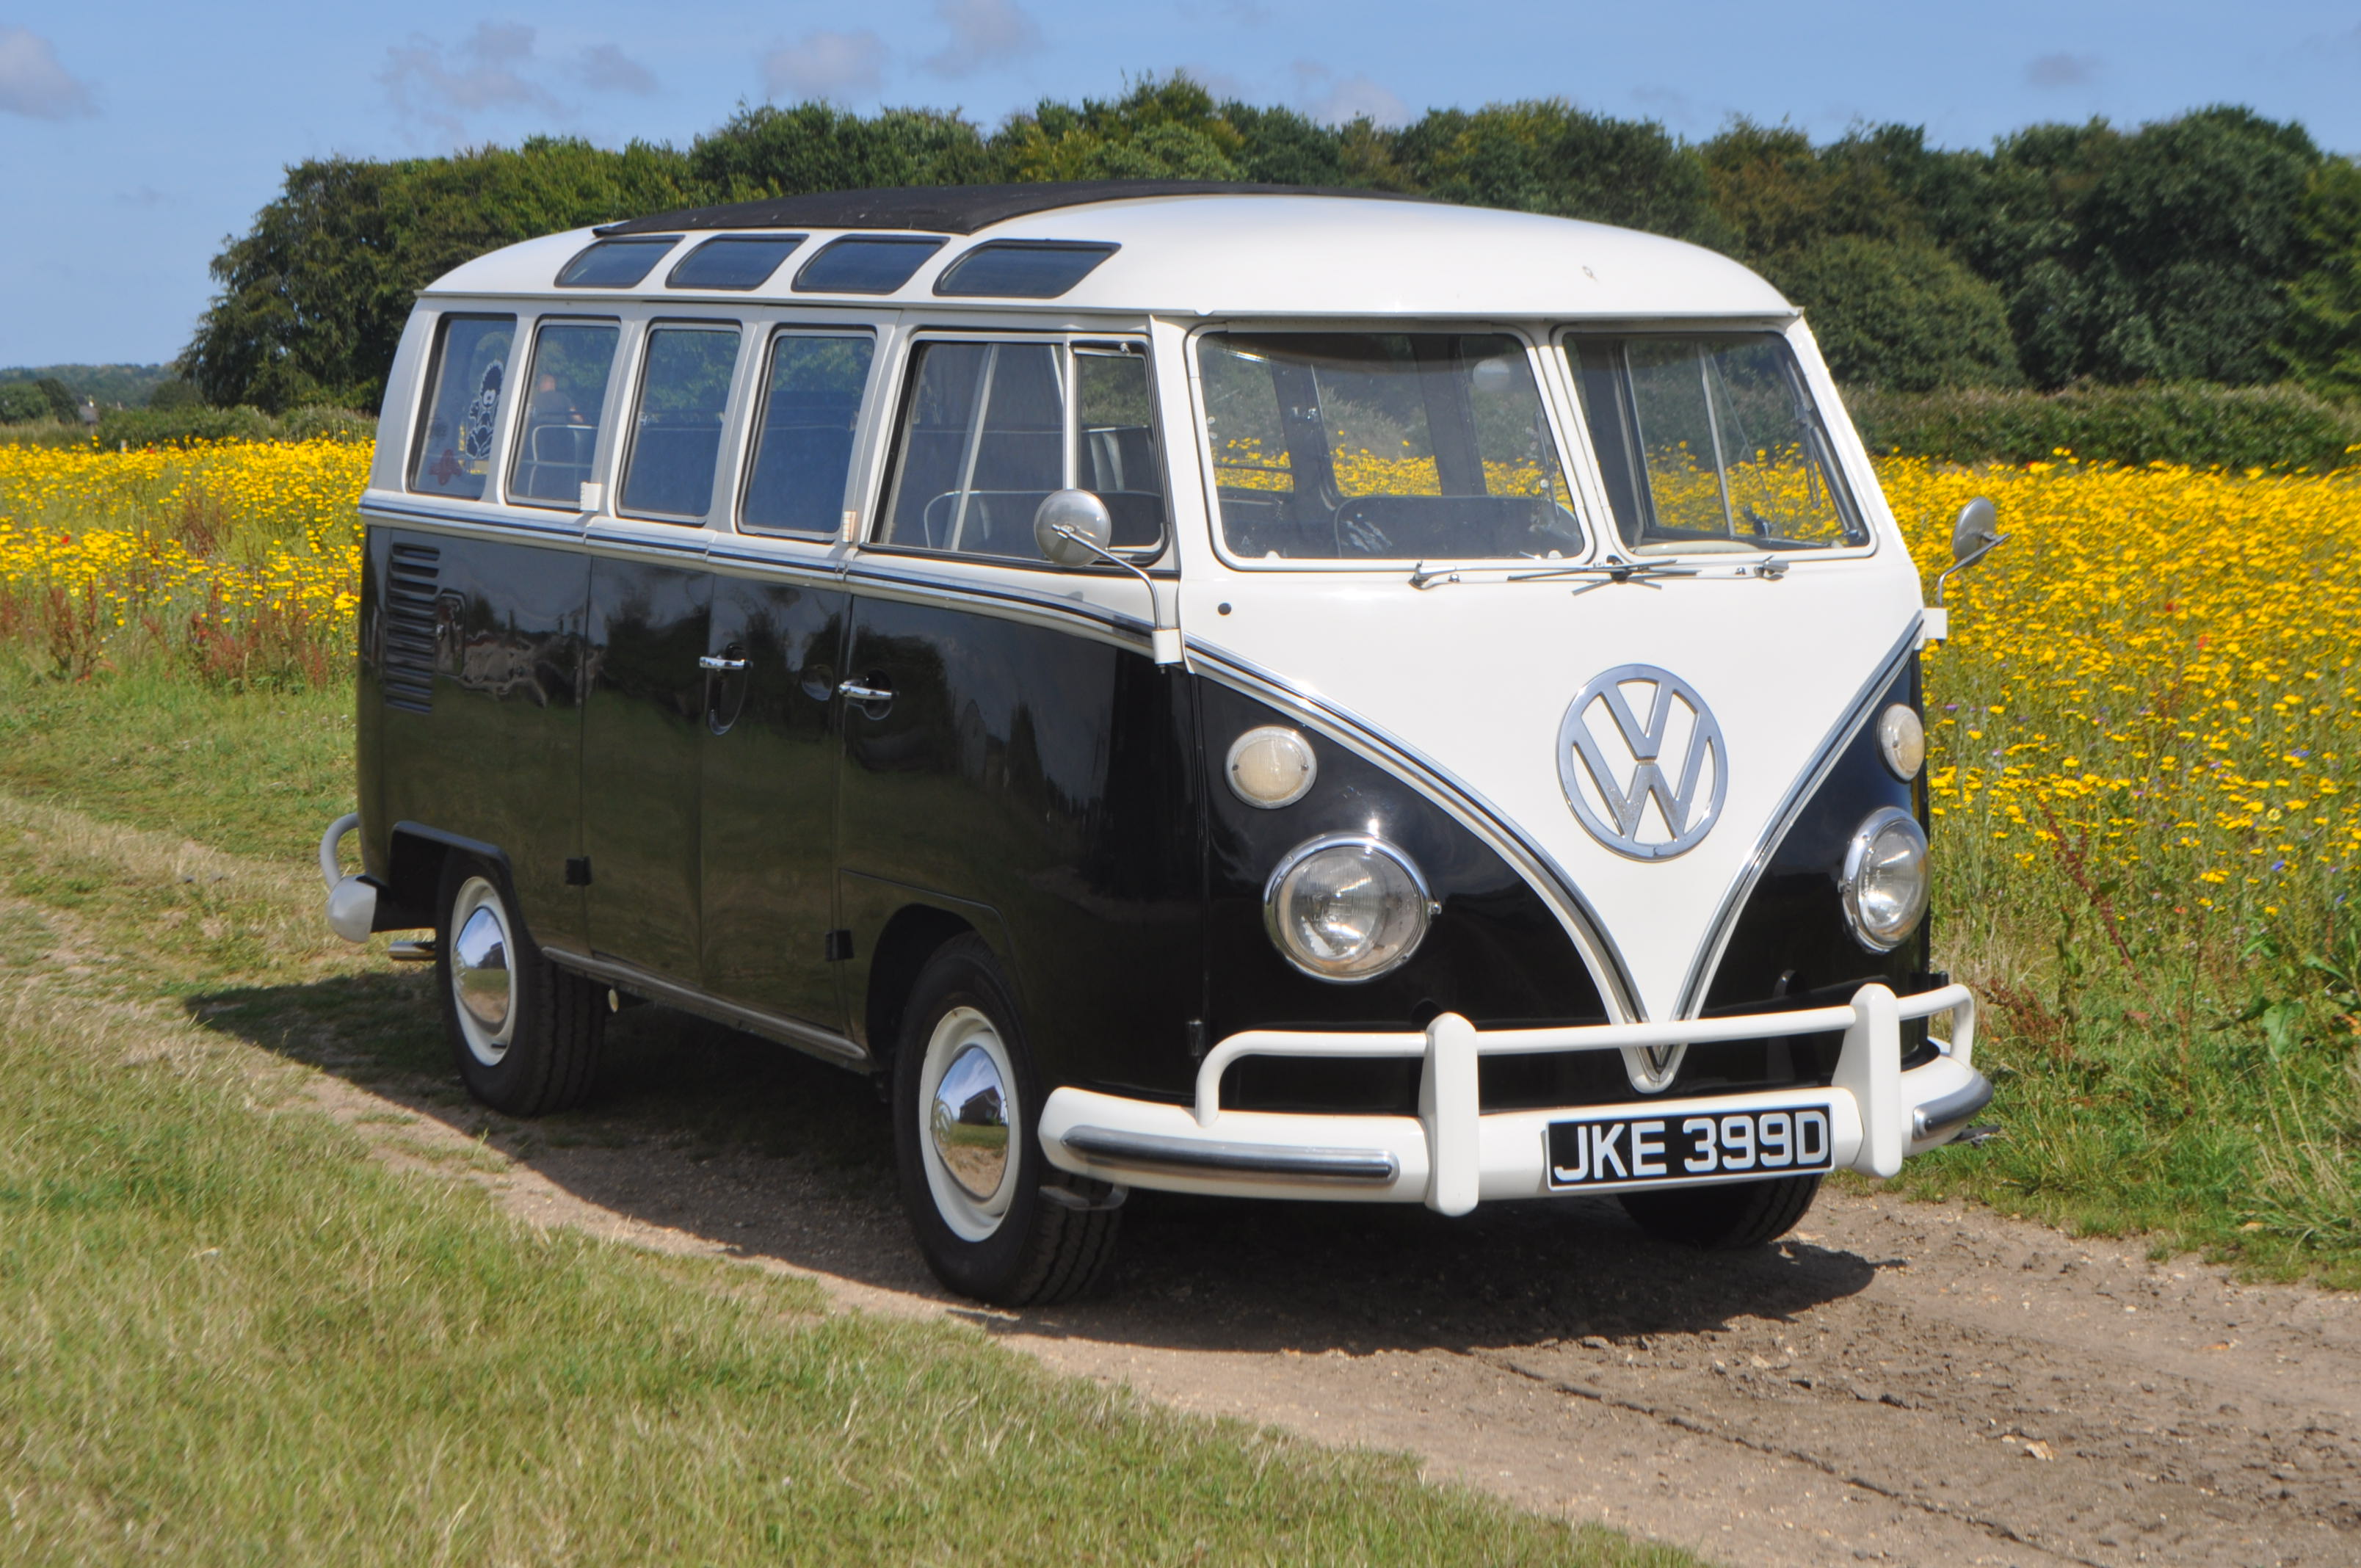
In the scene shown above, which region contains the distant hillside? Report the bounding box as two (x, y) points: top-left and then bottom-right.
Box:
(0, 363), (173, 409)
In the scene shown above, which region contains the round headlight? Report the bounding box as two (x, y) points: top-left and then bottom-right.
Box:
(1842, 807), (1929, 951)
(1876, 703), (1925, 781)
(1264, 835), (1432, 982)
(1227, 725), (1318, 808)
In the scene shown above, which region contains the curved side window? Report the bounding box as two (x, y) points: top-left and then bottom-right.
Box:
(619, 324), (743, 523)
(741, 333), (875, 536)
(1565, 333), (1867, 555)
(508, 319), (618, 509)
(408, 313), (516, 500)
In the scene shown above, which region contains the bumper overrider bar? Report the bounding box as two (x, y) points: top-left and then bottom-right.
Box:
(1040, 984), (1990, 1215)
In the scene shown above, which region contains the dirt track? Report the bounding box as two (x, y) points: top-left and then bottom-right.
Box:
(246, 990), (2361, 1568)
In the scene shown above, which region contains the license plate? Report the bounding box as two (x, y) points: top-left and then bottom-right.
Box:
(1545, 1104), (1833, 1190)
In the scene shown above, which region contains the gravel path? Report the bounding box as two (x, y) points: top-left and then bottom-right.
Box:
(275, 1004), (2361, 1568)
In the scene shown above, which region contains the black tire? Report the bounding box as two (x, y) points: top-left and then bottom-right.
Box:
(892, 934), (1120, 1305)
(1620, 1174), (1822, 1250)
(435, 854), (603, 1117)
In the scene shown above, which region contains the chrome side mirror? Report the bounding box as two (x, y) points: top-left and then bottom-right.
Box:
(1034, 488), (1114, 567)
(1029, 487), (1184, 667)
(1934, 496), (2003, 608)
(1951, 496), (2000, 567)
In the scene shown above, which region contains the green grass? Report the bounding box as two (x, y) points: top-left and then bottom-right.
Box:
(0, 657), (353, 860)
(0, 663), (1692, 1562)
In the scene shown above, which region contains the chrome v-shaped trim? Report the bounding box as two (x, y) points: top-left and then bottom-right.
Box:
(1672, 617), (1923, 1024)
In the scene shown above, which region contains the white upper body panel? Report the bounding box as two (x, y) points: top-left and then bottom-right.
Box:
(420, 194), (1794, 322)
(380, 194), (1926, 1033)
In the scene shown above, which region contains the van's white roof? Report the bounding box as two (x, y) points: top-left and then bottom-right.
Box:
(421, 188), (1794, 320)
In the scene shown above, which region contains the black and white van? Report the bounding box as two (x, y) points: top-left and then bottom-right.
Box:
(321, 180), (1996, 1304)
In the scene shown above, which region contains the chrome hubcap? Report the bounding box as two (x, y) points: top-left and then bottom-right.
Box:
(447, 876), (518, 1067)
(453, 906), (512, 1030)
(929, 1043), (1010, 1201)
(917, 1006), (1020, 1242)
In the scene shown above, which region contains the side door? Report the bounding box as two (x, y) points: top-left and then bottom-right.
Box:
(838, 334), (1205, 1078)
(579, 318), (744, 981)
(698, 329), (875, 1029)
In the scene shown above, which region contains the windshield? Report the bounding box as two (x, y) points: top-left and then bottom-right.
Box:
(1566, 333), (1866, 555)
(1197, 332), (1582, 562)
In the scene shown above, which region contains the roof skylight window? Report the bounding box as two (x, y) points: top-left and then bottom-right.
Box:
(791, 235), (948, 295)
(667, 235), (806, 290)
(934, 241), (1119, 299)
(555, 237), (679, 288)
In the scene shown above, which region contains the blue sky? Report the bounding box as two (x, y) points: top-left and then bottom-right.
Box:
(7, 1), (2361, 369)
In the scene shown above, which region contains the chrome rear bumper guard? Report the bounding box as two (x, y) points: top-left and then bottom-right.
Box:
(1040, 983), (1987, 1214)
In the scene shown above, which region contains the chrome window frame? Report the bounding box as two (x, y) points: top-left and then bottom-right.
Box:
(733, 324), (882, 540)
(405, 310), (522, 502)
(502, 314), (623, 512)
(865, 327), (1175, 572)
(614, 316), (750, 527)
(1551, 322), (1879, 566)
(1183, 319), (1596, 574)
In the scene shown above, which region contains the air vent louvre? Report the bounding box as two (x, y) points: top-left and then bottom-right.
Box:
(382, 542), (440, 714)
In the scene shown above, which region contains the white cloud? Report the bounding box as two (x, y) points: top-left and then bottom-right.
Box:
(761, 30), (888, 101)
(577, 43), (656, 96)
(381, 23), (555, 136)
(2025, 52), (2101, 89)
(921, 0), (1041, 79)
(0, 27), (95, 120)
(1291, 61), (1407, 128)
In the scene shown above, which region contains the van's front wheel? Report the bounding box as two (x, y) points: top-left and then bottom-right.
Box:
(893, 935), (1119, 1304)
(435, 856), (603, 1116)
(1620, 1174), (1821, 1249)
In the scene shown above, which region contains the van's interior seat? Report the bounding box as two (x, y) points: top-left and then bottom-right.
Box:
(514, 420), (597, 504)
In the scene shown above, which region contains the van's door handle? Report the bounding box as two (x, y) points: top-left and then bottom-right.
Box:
(698, 654), (748, 672)
(838, 678), (894, 710)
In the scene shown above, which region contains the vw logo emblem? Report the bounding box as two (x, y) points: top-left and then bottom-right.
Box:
(1557, 664), (1727, 860)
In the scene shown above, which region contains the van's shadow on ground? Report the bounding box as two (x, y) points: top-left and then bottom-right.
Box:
(192, 974), (1879, 1351)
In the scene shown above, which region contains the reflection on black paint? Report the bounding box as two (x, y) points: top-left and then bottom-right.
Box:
(363, 529), (590, 947)
(1691, 662), (1929, 1088)
(838, 602), (1203, 1094)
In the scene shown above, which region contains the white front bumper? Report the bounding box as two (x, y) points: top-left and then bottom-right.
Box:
(1039, 983), (1989, 1213)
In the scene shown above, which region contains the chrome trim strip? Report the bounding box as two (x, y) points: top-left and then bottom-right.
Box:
(1672, 618), (1922, 1021)
(1186, 639), (1640, 1023)
(363, 499), (584, 540)
(1061, 1125), (1400, 1183)
(1912, 1072), (1995, 1144)
(541, 947), (868, 1067)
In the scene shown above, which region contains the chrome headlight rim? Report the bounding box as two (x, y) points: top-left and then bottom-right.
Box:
(1262, 832), (1435, 984)
(1840, 805), (1930, 953)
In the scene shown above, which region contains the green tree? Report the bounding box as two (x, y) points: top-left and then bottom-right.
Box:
(0, 382), (50, 424)
(1772, 237), (2020, 390)
(1391, 101), (1724, 243)
(182, 138), (691, 412)
(990, 76), (1245, 182)
(1948, 109), (2321, 387)
(688, 104), (993, 198)
(2276, 156), (2361, 399)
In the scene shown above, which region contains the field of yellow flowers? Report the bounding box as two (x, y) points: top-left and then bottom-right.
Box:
(2, 436), (2357, 1269)
(0, 440), (366, 686)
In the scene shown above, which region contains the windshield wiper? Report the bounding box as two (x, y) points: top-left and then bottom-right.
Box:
(1506, 560), (1701, 589)
(1408, 558), (1705, 590)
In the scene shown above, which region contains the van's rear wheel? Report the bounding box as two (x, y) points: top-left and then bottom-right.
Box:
(435, 856), (603, 1116)
(893, 934), (1119, 1304)
(1620, 1175), (1821, 1249)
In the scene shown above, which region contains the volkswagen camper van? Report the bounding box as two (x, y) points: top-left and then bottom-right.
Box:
(320, 180), (1996, 1304)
